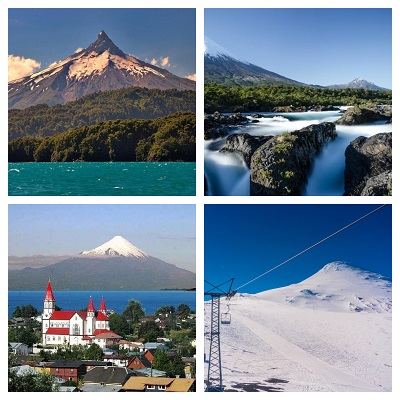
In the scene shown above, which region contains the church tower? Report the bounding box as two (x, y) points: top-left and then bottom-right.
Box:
(99, 296), (107, 315)
(42, 279), (56, 341)
(86, 296), (95, 335)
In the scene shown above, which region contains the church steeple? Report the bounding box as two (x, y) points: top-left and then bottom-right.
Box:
(99, 296), (107, 314)
(87, 296), (95, 317)
(42, 278), (56, 340)
(43, 278), (56, 311)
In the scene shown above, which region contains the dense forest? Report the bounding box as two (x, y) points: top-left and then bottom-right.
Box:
(8, 87), (196, 141)
(205, 83), (392, 113)
(9, 112), (195, 163)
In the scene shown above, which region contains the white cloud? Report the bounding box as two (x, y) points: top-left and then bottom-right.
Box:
(8, 55), (41, 82)
(149, 56), (171, 68)
(75, 47), (84, 53)
(185, 73), (196, 81)
(160, 56), (170, 68)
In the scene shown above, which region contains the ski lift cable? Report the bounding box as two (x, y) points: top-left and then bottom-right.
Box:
(234, 204), (388, 292)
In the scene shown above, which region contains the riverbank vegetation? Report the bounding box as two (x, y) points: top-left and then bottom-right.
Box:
(205, 83), (392, 113)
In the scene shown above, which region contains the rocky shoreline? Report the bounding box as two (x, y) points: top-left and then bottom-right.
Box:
(204, 105), (392, 196)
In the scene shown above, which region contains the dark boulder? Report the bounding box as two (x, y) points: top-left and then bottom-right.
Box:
(344, 132), (392, 196)
(361, 171), (392, 196)
(204, 111), (249, 140)
(272, 105), (307, 113)
(335, 106), (390, 125)
(219, 133), (273, 167)
(250, 122), (337, 195)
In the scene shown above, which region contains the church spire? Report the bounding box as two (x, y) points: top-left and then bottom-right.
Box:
(87, 296), (95, 313)
(44, 278), (55, 301)
(99, 296), (107, 314)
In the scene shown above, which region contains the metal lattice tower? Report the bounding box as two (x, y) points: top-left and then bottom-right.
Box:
(208, 294), (222, 390)
(204, 278), (235, 392)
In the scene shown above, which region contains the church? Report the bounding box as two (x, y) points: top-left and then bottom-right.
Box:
(42, 279), (120, 348)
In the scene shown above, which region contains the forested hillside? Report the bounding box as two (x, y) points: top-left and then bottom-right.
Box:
(205, 83), (392, 113)
(9, 87), (196, 141)
(9, 112), (195, 163)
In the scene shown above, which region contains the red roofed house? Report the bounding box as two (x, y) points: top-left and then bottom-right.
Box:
(42, 279), (117, 348)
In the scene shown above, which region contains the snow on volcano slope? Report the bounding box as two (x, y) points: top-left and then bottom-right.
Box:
(256, 261), (392, 313)
(204, 262), (392, 392)
(80, 235), (148, 258)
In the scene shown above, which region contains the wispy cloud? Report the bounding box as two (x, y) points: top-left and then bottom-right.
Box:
(149, 56), (171, 68)
(160, 56), (170, 67)
(8, 55), (41, 81)
(185, 73), (196, 81)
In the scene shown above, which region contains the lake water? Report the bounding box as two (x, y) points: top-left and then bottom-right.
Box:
(8, 162), (196, 196)
(204, 111), (392, 196)
(8, 290), (196, 319)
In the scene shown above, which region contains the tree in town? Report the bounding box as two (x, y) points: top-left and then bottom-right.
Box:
(85, 343), (103, 361)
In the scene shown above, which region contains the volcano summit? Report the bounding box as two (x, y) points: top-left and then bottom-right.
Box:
(8, 31), (196, 109)
(8, 235), (196, 291)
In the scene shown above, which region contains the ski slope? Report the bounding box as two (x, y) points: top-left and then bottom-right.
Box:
(204, 263), (392, 392)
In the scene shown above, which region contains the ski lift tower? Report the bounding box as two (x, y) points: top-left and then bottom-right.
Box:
(204, 278), (235, 392)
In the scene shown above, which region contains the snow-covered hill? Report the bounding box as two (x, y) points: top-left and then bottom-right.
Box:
(80, 235), (148, 258)
(204, 262), (392, 392)
(256, 261), (392, 313)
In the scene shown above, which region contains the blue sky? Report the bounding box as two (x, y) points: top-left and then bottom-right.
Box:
(205, 204), (392, 294)
(205, 8), (392, 89)
(8, 204), (196, 273)
(8, 8), (196, 81)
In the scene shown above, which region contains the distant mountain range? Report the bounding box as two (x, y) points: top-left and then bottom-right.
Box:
(204, 36), (390, 91)
(9, 31), (195, 109)
(8, 236), (195, 290)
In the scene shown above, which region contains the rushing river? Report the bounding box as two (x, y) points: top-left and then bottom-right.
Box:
(204, 110), (392, 196)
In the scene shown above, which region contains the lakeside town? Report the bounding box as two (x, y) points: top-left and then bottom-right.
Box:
(8, 280), (196, 392)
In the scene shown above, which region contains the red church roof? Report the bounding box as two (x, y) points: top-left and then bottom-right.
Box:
(87, 296), (95, 312)
(99, 297), (107, 312)
(44, 279), (55, 301)
(50, 311), (77, 320)
(45, 327), (70, 335)
(96, 312), (109, 321)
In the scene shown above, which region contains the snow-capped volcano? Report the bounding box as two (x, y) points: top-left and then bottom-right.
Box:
(327, 77), (390, 91)
(204, 36), (305, 87)
(8, 31), (195, 109)
(204, 36), (247, 63)
(256, 261), (391, 313)
(81, 235), (148, 258)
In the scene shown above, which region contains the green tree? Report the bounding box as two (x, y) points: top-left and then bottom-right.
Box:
(12, 304), (39, 318)
(137, 321), (163, 342)
(122, 299), (145, 333)
(170, 353), (185, 378)
(109, 313), (130, 336)
(177, 304), (191, 317)
(85, 343), (103, 361)
(152, 349), (170, 372)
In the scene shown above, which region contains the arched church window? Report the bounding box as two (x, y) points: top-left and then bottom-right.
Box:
(73, 324), (80, 335)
